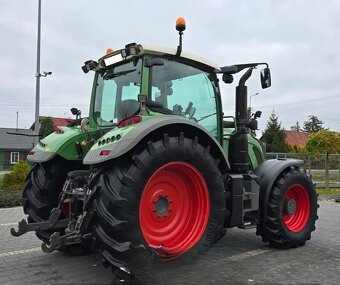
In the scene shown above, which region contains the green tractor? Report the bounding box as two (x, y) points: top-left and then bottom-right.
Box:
(12, 18), (318, 277)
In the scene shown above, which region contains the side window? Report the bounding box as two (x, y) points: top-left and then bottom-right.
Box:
(151, 59), (218, 136)
(100, 80), (117, 123)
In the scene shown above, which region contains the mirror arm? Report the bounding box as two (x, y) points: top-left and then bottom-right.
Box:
(239, 67), (253, 87)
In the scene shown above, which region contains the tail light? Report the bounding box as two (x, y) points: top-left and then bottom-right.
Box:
(117, 115), (142, 128)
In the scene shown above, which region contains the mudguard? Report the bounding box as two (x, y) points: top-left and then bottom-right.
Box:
(83, 115), (230, 168)
(254, 158), (304, 222)
(27, 127), (89, 163)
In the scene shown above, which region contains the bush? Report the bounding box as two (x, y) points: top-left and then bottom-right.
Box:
(1, 160), (31, 190)
(0, 188), (23, 208)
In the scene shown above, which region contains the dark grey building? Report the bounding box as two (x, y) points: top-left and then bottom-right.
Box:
(0, 128), (34, 170)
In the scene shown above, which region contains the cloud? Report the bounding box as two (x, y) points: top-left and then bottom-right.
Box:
(0, 0), (339, 133)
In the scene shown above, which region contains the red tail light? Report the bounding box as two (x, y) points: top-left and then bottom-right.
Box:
(99, 150), (111, 156)
(117, 115), (142, 128)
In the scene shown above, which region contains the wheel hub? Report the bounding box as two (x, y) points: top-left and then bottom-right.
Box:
(154, 196), (170, 217)
(286, 199), (297, 215)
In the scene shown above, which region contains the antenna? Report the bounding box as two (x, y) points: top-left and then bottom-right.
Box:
(175, 17), (186, 56)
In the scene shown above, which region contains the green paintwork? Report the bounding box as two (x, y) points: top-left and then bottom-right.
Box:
(31, 127), (92, 161)
(83, 115), (229, 166)
(89, 116), (152, 152)
(248, 134), (265, 169)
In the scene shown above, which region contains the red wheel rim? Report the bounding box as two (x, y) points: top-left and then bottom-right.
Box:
(139, 161), (210, 257)
(283, 184), (310, 233)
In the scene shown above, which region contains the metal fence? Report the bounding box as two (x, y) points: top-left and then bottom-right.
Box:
(266, 153), (340, 188)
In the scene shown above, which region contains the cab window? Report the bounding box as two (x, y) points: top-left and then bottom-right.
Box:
(151, 59), (218, 136)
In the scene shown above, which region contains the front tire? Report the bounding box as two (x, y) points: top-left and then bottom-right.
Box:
(91, 132), (228, 267)
(257, 166), (318, 248)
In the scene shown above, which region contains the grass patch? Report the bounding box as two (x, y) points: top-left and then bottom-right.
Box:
(316, 188), (340, 195)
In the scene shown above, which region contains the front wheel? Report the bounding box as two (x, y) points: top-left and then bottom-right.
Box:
(257, 166), (318, 248)
(91, 132), (228, 267)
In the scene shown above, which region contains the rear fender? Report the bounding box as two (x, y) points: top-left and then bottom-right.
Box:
(254, 159), (304, 222)
(83, 115), (229, 168)
(27, 127), (89, 163)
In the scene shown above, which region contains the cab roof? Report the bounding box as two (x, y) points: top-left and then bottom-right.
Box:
(140, 44), (221, 72)
(100, 44), (221, 73)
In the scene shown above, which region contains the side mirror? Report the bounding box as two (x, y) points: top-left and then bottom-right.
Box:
(71, 108), (80, 116)
(260, 67), (271, 89)
(144, 57), (165, 68)
(254, 110), (262, 119)
(70, 108), (81, 120)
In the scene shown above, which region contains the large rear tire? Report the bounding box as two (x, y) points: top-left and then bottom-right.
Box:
(90, 132), (228, 268)
(256, 166), (318, 248)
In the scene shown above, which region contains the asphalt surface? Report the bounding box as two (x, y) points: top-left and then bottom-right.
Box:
(0, 200), (339, 285)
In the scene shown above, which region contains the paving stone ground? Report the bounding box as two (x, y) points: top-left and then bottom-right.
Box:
(0, 201), (339, 285)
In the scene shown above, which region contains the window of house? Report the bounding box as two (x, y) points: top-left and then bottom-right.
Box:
(10, 152), (19, 164)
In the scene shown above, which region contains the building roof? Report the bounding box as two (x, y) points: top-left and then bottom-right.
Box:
(30, 116), (74, 130)
(285, 130), (309, 147)
(0, 128), (35, 150)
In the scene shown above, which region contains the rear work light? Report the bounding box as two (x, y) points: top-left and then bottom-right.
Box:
(117, 115), (142, 128)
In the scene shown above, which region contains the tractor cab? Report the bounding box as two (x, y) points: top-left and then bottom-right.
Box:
(83, 43), (224, 140)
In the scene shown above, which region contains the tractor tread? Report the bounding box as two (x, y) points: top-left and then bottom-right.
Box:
(90, 132), (230, 270)
(93, 199), (127, 231)
(94, 224), (131, 253)
(257, 167), (318, 249)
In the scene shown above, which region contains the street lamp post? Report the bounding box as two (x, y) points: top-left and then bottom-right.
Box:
(249, 92), (259, 111)
(34, 0), (51, 145)
(33, 0), (42, 145)
(248, 93), (259, 119)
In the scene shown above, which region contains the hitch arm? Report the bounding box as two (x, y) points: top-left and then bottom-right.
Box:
(10, 207), (68, 237)
(10, 218), (69, 237)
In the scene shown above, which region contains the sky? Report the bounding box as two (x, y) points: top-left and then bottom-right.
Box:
(1, 0), (340, 134)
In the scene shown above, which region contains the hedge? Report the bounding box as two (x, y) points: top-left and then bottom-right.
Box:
(0, 189), (23, 208)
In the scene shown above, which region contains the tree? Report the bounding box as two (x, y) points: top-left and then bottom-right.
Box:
(39, 117), (55, 139)
(306, 130), (340, 189)
(260, 111), (289, 153)
(303, 115), (324, 133)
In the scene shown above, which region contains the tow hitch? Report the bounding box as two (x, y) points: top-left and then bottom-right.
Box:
(10, 170), (95, 253)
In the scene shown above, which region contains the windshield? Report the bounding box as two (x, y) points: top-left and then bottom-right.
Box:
(94, 59), (141, 126)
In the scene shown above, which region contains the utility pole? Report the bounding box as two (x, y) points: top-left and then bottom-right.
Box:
(34, 0), (42, 145)
(34, 0), (52, 145)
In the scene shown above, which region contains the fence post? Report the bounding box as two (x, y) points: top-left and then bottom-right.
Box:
(308, 154), (312, 177)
